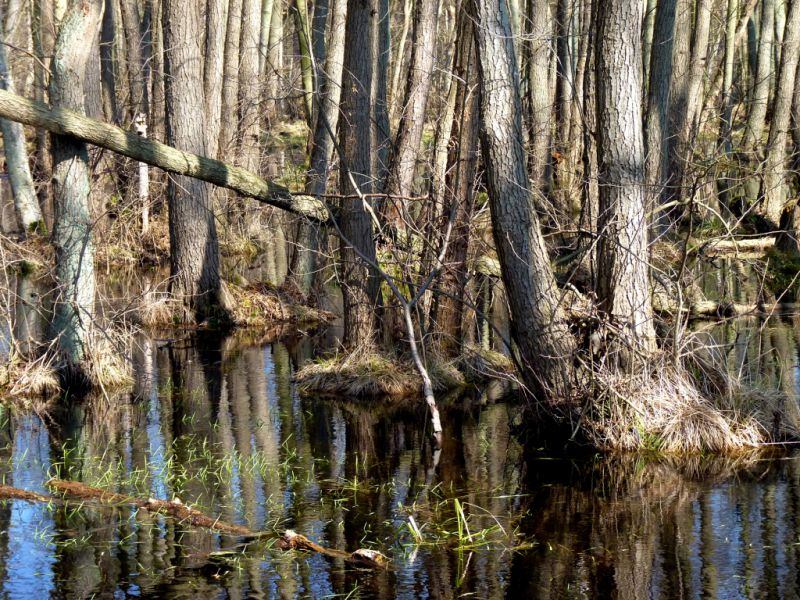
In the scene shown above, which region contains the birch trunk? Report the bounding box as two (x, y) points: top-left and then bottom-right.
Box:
(0, 5), (43, 234)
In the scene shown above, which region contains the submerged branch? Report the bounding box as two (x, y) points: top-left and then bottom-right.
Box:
(0, 479), (389, 568)
(0, 89), (333, 223)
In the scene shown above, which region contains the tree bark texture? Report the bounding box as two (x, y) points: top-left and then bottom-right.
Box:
(338, 0), (384, 349)
(49, 0), (103, 371)
(219, 0), (242, 157)
(471, 0), (576, 401)
(290, 0), (347, 296)
(384, 0), (440, 222)
(644, 0), (678, 215)
(744, 0), (776, 151)
(0, 5), (44, 234)
(523, 0), (553, 191)
(204, 0), (229, 156)
(430, 16), (478, 357)
(163, 0), (223, 322)
(761, 0), (800, 222)
(596, 0), (657, 357)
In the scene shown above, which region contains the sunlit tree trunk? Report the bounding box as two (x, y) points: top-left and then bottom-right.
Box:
(0, 6), (43, 235)
(596, 0), (656, 359)
(264, 0), (283, 125)
(663, 0), (691, 207)
(744, 0), (775, 152)
(163, 0), (223, 322)
(718, 0), (739, 214)
(471, 0), (576, 400)
(289, 0), (347, 296)
(670, 0), (712, 205)
(761, 0), (800, 222)
(49, 0), (103, 376)
(31, 0), (55, 221)
(384, 0), (439, 224)
(292, 0), (314, 125)
(204, 0), (229, 157)
(219, 0), (242, 157)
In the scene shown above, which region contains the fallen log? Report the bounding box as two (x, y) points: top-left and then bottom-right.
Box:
(0, 479), (389, 568)
(47, 479), (253, 536)
(653, 296), (799, 318)
(698, 236), (776, 256)
(0, 88), (332, 224)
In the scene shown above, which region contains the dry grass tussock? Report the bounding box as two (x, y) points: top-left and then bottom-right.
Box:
(0, 353), (60, 402)
(133, 280), (334, 328)
(583, 351), (799, 453)
(294, 348), (466, 397)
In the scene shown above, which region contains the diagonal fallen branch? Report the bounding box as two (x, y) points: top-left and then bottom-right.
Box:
(0, 88), (334, 224)
(0, 479), (389, 568)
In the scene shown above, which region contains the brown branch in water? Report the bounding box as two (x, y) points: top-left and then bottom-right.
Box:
(278, 530), (389, 568)
(47, 479), (253, 536)
(0, 480), (389, 568)
(0, 484), (54, 503)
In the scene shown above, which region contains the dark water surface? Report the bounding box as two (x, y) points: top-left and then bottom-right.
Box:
(0, 328), (800, 599)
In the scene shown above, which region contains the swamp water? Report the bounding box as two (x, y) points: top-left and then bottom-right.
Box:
(3, 257), (800, 598)
(1, 326), (800, 599)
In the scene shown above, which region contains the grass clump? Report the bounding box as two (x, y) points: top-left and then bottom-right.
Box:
(582, 351), (800, 453)
(294, 348), (465, 398)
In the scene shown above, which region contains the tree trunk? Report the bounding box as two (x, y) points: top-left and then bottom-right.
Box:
(389, 0), (412, 123)
(717, 0), (740, 215)
(289, 0), (347, 296)
(219, 0), (242, 157)
(0, 5), (44, 235)
(292, 0), (314, 125)
(669, 0), (712, 206)
(662, 0), (691, 207)
(596, 0), (656, 359)
(384, 0), (439, 222)
(338, 0), (384, 350)
(264, 0), (283, 126)
(743, 0), (775, 152)
(163, 0), (223, 323)
(204, 0), (229, 156)
(49, 0), (103, 377)
(31, 0), (55, 223)
(430, 14), (478, 357)
(580, 0), (598, 245)
(644, 0), (676, 214)
(524, 0), (553, 192)
(470, 0), (576, 401)
(761, 0), (800, 222)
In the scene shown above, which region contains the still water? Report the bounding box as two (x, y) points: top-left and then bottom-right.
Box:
(0, 323), (799, 599)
